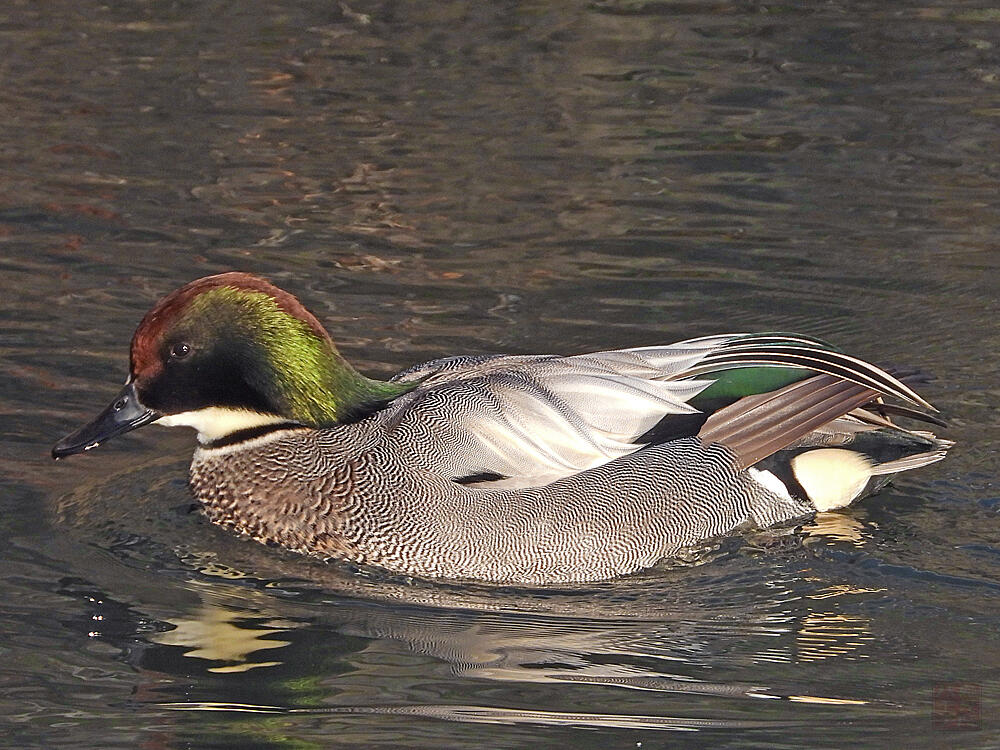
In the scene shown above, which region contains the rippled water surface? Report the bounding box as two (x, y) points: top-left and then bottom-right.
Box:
(2, 1), (999, 747)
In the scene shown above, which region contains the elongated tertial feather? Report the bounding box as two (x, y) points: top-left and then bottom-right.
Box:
(860, 402), (948, 427)
(671, 335), (933, 410)
(698, 375), (882, 469)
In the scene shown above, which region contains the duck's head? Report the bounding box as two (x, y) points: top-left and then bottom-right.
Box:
(53, 272), (403, 458)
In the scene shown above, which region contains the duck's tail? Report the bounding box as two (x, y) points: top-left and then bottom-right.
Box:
(693, 368), (952, 511)
(749, 423), (953, 512)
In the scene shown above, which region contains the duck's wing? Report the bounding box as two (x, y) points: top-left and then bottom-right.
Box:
(383, 333), (934, 489)
(385, 356), (712, 488)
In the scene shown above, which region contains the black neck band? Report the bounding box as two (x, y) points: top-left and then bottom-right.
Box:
(205, 421), (303, 449)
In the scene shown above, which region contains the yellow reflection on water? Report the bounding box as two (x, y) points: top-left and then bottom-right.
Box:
(151, 602), (294, 673)
(787, 695), (868, 705)
(807, 584), (887, 600)
(796, 612), (875, 663)
(802, 511), (869, 546)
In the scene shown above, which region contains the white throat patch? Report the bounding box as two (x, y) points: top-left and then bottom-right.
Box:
(157, 407), (291, 443)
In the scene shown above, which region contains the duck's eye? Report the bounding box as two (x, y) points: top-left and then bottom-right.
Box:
(168, 342), (191, 359)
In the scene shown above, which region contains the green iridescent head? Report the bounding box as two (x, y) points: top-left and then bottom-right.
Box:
(53, 272), (407, 457)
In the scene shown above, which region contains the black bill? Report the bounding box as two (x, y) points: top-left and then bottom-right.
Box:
(52, 381), (160, 459)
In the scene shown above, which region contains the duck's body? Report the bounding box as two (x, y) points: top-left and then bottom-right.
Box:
(193, 431), (800, 583)
(53, 273), (952, 584)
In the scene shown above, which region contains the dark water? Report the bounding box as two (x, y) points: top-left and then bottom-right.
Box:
(2, 1), (999, 747)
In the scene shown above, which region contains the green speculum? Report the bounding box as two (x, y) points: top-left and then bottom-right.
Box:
(688, 366), (814, 410)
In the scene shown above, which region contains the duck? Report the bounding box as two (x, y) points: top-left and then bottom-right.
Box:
(52, 272), (952, 584)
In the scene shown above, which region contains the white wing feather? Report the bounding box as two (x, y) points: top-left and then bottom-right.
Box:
(383, 336), (745, 488)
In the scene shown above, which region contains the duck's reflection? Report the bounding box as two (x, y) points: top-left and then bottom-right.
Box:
(126, 557), (876, 706)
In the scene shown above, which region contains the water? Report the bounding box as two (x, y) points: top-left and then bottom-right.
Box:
(2, 1), (999, 747)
